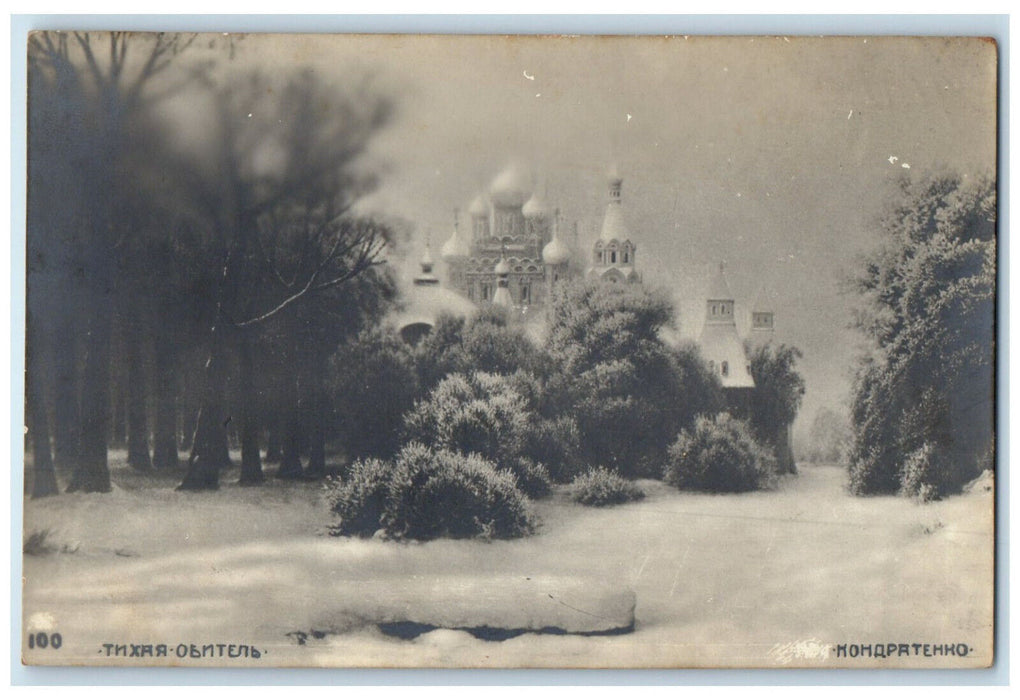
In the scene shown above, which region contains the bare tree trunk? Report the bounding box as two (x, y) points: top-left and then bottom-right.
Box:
(178, 348), (231, 490)
(265, 419), (282, 463)
(29, 394), (58, 497)
(779, 424), (797, 475)
(238, 332), (264, 485)
(27, 311), (58, 497)
(179, 397), (196, 452)
(125, 314), (152, 471)
(51, 314), (79, 471)
(152, 326), (179, 470)
(304, 357), (328, 479)
(67, 298), (112, 493)
(276, 399), (304, 479)
(110, 384), (127, 448)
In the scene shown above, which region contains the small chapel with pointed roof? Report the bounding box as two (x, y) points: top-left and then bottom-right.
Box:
(587, 169), (639, 284)
(699, 262), (755, 393)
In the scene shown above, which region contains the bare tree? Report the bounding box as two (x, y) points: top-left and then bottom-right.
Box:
(27, 31), (199, 492)
(174, 69), (393, 490)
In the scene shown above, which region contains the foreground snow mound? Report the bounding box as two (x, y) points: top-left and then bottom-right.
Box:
(320, 575), (635, 636)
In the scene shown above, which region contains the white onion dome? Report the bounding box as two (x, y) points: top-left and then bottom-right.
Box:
(543, 237), (570, 266)
(522, 193), (550, 219)
(489, 164), (530, 207)
(542, 219), (570, 265)
(394, 285), (476, 334)
(420, 243), (434, 270)
(441, 223), (470, 262)
(493, 257), (511, 276)
(468, 194), (489, 218)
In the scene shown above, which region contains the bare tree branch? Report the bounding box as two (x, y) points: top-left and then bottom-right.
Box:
(72, 32), (106, 91)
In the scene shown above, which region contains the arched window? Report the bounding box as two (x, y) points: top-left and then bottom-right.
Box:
(712, 304), (718, 315)
(721, 361), (729, 377)
(521, 284), (531, 304)
(708, 360), (715, 372)
(623, 251), (629, 263)
(611, 251), (617, 263)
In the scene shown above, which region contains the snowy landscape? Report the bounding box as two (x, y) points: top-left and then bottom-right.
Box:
(21, 33), (996, 669)
(23, 454), (994, 668)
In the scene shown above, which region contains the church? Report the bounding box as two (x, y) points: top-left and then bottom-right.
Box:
(438, 164), (579, 314)
(396, 164), (776, 405)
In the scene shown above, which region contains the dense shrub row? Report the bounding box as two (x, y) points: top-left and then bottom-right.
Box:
(324, 280), (803, 538)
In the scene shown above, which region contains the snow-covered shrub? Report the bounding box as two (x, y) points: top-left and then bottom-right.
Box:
(324, 458), (392, 537)
(325, 444), (536, 541)
(846, 174), (995, 498)
(665, 413), (778, 492)
(508, 457), (552, 499)
(899, 442), (947, 502)
(571, 466), (645, 507)
(522, 415), (584, 483)
(402, 371), (531, 468)
(383, 443), (535, 541)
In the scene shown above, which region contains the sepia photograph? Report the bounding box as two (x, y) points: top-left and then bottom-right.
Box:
(19, 31), (997, 669)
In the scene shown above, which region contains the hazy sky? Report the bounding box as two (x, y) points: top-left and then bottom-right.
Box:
(194, 34), (998, 434)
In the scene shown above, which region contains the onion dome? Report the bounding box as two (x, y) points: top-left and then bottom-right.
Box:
(441, 213), (471, 262)
(493, 257), (511, 276)
(489, 164), (530, 207)
(522, 192), (550, 219)
(393, 283), (476, 345)
(468, 194), (490, 218)
(542, 212), (570, 265)
(415, 241), (438, 285)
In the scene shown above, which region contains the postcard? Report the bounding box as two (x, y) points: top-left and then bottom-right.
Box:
(21, 32), (996, 668)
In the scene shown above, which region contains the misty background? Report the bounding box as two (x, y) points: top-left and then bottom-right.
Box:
(130, 34), (1001, 440)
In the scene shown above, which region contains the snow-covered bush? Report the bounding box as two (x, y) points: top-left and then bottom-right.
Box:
(543, 281), (723, 479)
(508, 457), (552, 499)
(571, 466), (645, 507)
(899, 442), (947, 502)
(402, 371), (531, 468)
(383, 443), (535, 540)
(325, 444), (535, 541)
(324, 458), (392, 537)
(522, 415), (584, 483)
(665, 413), (777, 493)
(846, 174), (995, 497)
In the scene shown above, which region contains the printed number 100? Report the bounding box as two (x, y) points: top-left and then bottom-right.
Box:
(28, 632), (62, 650)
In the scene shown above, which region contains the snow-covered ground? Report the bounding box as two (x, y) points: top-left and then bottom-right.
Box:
(21, 460), (993, 668)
